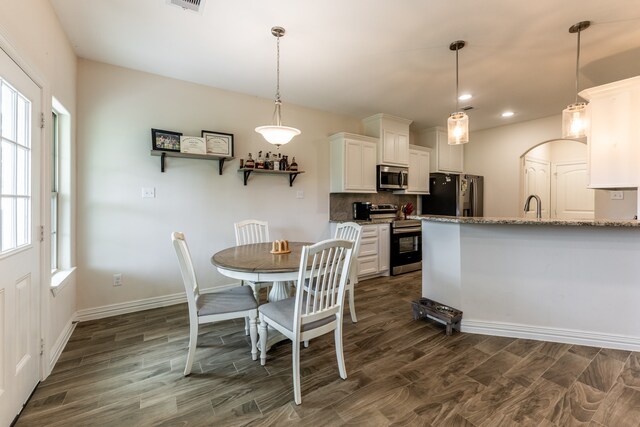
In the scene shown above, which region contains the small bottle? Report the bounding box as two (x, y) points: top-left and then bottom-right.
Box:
(256, 151), (264, 169)
(245, 153), (255, 169)
(239, 158), (244, 168)
(289, 156), (298, 172)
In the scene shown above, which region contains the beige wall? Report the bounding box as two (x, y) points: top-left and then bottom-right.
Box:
(0, 0), (77, 374)
(76, 59), (361, 311)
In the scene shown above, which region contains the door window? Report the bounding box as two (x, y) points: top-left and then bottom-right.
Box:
(1, 78), (31, 253)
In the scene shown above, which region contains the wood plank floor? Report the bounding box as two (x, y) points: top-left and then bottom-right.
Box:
(16, 272), (640, 426)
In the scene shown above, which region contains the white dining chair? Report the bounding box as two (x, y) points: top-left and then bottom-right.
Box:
(258, 238), (355, 405)
(334, 222), (363, 323)
(172, 232), (258, 375)
(234, 219), (272, 302)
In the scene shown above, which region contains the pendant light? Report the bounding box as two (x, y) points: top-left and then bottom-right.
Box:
(255, 26), (301, 147)
(562, 21), (591, 139)
(447, 40), (469, 145)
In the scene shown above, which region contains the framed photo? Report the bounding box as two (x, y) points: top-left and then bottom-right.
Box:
(180, 136), (206, 154)
(202, 130), (234, 157)
(151, 128), (182, 152)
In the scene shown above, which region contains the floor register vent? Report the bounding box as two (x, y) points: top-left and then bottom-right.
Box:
(167, 0), (206, 14)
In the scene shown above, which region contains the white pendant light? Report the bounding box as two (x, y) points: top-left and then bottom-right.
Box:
(255, 26), (301, 147)
(447, 40), (469, 145)
(562, 21), (590, 139)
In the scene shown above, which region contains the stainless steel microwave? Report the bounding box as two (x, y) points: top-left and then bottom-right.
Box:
(377, 165), (408, 190)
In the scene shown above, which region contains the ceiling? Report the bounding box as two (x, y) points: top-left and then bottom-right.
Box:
(50, 0), (640, 132)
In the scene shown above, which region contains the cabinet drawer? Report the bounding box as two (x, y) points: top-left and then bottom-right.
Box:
(361, 225), (378, 238)
(359, 238), (378, 257)
(357, 255), (378, 277)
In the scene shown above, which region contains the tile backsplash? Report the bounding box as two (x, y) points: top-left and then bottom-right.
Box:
(329, 193), (419, 221)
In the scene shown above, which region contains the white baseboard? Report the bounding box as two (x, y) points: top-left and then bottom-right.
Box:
(73, 282), (241, 322)
(46, 319), (76, 377)
(462, 319), (640, 352)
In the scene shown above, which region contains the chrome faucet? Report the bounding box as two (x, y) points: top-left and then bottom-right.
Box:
(524, 194), (542, 219)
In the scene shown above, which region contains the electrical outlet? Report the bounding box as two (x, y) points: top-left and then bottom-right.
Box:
(113, 273), (123, 287)
(296, 190), (304, 199)
(610, 191), (624, 200)
(142, 187), (155, 198)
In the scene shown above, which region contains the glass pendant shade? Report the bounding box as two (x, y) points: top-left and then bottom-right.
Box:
(447, 112), (469, 145)
(256, 26), (300, 147)
(255, 125), (301, 146)
(562, 102), (588, 138)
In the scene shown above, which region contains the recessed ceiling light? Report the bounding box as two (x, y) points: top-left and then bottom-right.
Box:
(501, 111), (515, 118)
(458, 94), (472, 101)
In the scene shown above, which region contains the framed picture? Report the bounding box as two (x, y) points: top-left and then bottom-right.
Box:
(202, 130), (234, 157)
(180, 136), (206, 155)
(151, 128), (182, 152)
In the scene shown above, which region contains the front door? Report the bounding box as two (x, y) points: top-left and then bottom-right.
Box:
(0, 45), (42, 426)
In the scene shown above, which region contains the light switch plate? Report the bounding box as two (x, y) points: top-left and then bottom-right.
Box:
(142, 187), (155, 198)
(296, 190), (304, 199)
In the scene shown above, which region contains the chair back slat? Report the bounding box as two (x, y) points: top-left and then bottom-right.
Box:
(234, 219), (270, 245)
(334, 222), (363, 281)
(294, 239), (354, 334)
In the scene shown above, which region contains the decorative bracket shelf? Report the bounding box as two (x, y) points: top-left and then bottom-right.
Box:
(150, 150), (233, 175)
(238, 168), (305, 186)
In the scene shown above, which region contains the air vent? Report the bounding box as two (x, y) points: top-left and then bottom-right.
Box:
(461, 105), (474, 111)
(167, 0), (206, 14)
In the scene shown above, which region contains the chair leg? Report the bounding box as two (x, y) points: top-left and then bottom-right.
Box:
(334, 316), (347, 380)
(293, 338), (302, 405)
(253, 283), (260, 305)
(249, 312), (258, 361)
(258, 313), (268, 366)
(348, 283), (358, 323)
(184, 321), (198, 376)
(304, 340), (309, 348)
(244, 317), (250, 336)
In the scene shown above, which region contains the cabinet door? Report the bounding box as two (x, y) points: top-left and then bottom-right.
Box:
(437, 130), (464, 173)
(344, 140), (364, 191)
(396, 133), (409, 165)
(378, 224), (390, 272)
(381, 129), (397, 164)
(407, 149), (430, 193)
(361, 142), (377, 191)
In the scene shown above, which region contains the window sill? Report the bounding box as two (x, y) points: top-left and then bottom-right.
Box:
(50, 267), (76, 296)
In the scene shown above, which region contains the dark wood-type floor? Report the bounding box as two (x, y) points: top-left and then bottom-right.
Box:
(16, 271), (640, 426)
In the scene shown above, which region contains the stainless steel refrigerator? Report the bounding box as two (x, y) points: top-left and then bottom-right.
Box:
(420, 173), (484, 217)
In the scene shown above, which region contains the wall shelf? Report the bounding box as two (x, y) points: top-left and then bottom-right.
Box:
(238, 168), (305, 186)
(150, 150), (233, 174)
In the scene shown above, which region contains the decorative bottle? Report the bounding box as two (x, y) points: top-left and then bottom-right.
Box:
(256, 151), (264, 169)
(245, 153), (255, 169)
(289, 156), (298, 172)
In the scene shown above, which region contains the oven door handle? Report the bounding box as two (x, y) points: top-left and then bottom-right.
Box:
(392, 227), (422, 234)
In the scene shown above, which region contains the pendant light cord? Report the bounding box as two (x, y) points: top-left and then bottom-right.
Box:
(271, 32), (282, 126)
(575, 27), (581, 104)
(455, 45), (460, 112)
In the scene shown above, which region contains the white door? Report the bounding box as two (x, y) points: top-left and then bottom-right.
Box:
(0, 46), (42, 426)
(553, 161), (595, 219)
(523, 157), (550, 218)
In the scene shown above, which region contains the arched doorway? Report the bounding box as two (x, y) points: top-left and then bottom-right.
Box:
(520, 139), (594, 219)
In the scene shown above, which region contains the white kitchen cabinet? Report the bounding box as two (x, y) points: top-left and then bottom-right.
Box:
(395, 145), (431, 194)
(580, 76), (640, 189)
(362, 113), (412, 167)
(356, 223), (390, 279)
(418, 126), (464, 173)
(329, 133), (378, 193)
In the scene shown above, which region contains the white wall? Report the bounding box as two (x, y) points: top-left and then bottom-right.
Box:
(0, 0), (77, 374)
(76, 59), (361, 311)
(464, 115), (638, 218)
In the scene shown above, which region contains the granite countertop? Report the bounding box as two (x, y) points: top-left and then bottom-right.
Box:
(329, 218), (397, 225)
(409, 214), (640, 228)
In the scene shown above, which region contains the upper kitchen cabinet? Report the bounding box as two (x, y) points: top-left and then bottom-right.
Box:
(395, 145), (431, 194)
(580, 76), (640, 189)
(329, 132), (378, 193)
(418, 126), (464, 173)
(362, 114), (412, 167)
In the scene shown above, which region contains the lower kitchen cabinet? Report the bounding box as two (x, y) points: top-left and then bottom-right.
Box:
(355, 223), (390, 279)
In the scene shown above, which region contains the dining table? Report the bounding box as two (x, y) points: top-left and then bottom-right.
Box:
(211, 241), (313, 349)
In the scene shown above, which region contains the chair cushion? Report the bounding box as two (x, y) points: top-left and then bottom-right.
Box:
(259, 297), (334, 332)
(197, 286), (257, 316)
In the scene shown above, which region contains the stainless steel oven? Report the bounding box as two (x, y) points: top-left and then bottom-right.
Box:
(390, 219), (422, 275)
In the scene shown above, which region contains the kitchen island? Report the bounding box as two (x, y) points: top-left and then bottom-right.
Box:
(410, 215), (640, 351)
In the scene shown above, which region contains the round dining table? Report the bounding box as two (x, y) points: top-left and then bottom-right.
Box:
(211, 241), (313, 350)
(211, 241), (312, 302)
